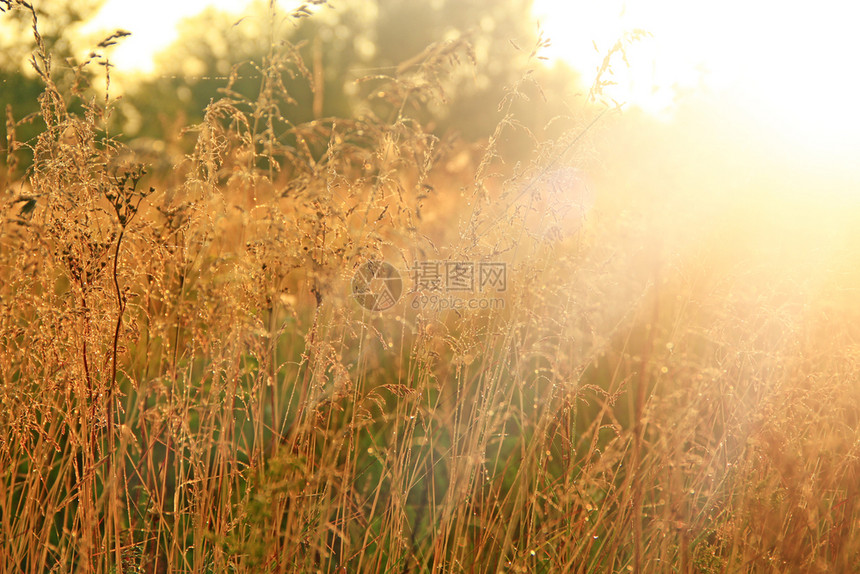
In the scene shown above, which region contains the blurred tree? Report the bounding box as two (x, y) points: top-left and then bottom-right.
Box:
(371, 0), (538, 136)
(0, 0), (106, 181)
(120, 2), (357, 141)
(120, 0), (586, 156)
(1, 0), (104, 69)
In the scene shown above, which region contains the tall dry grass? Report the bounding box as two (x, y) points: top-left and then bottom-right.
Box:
(2, 1), (860, 573)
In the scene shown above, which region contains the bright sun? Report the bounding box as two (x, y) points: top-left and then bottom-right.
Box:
(533, 0), (860, 174)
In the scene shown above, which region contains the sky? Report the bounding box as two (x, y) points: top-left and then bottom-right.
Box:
(531, 0), (860, 152)
(82, 0), (314, 74)
(80, 0), (860, 185)
(84, 0), (860, 123)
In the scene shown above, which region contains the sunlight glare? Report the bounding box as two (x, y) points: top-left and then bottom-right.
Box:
(532, 0), (860, 173)
(82, 0), (314, 75)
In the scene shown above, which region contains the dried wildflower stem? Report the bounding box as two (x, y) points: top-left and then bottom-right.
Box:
(107, 224), (126, 574)
(108, 225), (126, 433)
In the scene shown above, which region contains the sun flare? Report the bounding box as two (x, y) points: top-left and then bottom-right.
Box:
(533, 0), (860, 179)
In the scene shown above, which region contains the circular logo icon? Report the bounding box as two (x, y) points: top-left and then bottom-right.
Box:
(351, 261), (402, 311)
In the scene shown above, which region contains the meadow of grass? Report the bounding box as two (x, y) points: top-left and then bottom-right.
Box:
(2, 1), (860, 573)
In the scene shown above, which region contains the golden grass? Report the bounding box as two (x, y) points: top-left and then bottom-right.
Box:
(2, 1), (860, 573)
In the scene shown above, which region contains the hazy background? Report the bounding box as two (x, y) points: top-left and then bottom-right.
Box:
(2, 0), (859, 238)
